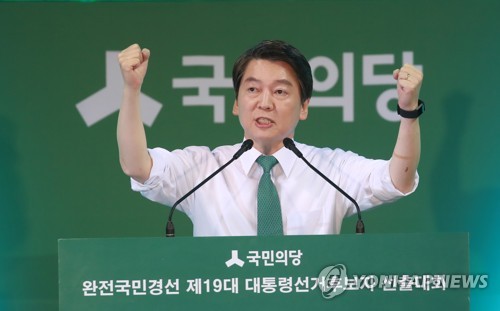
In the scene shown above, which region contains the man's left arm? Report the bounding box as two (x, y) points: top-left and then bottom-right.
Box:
(390, 64), (424, 193)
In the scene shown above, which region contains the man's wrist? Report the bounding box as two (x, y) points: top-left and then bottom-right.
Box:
(397, 99), (425, 118)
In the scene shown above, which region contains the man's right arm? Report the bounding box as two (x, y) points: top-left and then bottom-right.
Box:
(116, 44), (152, 184)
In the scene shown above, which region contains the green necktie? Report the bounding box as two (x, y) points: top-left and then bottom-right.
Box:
(256, 156), (283, 236)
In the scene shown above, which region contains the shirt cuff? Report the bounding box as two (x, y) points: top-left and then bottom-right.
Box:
(374, 160), (420, 200)
(130, 148), (167, 192)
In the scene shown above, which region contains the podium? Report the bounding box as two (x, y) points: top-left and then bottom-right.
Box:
(58, 233), (469, 310)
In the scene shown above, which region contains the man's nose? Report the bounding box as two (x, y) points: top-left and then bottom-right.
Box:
(258, 91), (273, 110)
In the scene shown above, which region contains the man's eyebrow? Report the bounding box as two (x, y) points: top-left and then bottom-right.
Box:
(242, 77), (261, 84)
(274, 79), (294, 86)
(242, 77), (293, 86)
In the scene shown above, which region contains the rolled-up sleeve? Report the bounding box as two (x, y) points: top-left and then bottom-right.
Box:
(368, 160), (419, 203)
(129, 146), (215, 213)
(131, 148), (169, 192)
(337, 151), (420, 215)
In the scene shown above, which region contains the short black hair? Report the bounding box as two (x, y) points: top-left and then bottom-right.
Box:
(232, 40), (312, 104)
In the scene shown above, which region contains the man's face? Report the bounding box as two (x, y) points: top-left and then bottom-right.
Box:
(232, 59), (309, 155)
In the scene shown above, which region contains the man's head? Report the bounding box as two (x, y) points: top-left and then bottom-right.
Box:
(232, 40), (312, 105)
(232, 40), (313, 155)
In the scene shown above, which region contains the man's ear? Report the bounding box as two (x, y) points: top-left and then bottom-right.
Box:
(299, 98), (310, 120)
(232, 99), (239, 116)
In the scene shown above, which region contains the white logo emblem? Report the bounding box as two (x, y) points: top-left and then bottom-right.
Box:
(76, 51), (163, 127)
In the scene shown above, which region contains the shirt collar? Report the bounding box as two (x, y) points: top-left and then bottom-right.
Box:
(239, 139), (299, 178)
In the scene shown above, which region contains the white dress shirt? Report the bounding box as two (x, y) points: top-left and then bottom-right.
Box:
(131, 141), (418, 236)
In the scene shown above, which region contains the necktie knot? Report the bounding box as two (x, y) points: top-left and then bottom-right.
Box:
(257, 156), (278, 174)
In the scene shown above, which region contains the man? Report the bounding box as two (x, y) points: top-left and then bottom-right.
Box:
(117, 40), (423, 236)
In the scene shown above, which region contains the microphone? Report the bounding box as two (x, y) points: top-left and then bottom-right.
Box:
(166, 139), (254, 237)
(283, 138), (365, 234)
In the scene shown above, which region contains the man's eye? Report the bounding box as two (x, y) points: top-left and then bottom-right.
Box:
(275, 89), (287, 96)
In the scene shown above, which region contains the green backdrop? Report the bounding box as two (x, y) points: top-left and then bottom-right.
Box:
(1, 0), (499, 310)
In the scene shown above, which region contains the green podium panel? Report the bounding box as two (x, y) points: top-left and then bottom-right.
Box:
(59, 233), (469, 310)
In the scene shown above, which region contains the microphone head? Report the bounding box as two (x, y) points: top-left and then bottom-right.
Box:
(233, 139), (254, 159)
(283, 138), (303, 158)
(242, 139), (254, 151)
(283, 137), (294, 149)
